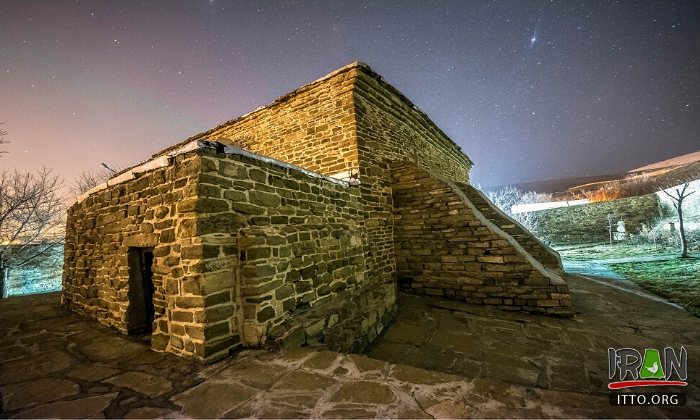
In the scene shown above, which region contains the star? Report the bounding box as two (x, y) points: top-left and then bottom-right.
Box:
(1, 0), (696, 191)
(529, 27), (538, 48)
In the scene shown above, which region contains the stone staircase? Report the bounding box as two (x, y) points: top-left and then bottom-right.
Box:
(453, 182), (563, 272)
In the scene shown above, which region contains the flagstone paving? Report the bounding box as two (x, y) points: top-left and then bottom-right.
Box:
(367, 273), (700, 415)
(0, 273), (699, 418)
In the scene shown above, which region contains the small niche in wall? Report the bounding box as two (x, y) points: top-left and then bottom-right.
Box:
(126, 247), (155, 335)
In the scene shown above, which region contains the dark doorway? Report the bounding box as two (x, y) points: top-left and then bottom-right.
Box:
(127, 247), (155, 334)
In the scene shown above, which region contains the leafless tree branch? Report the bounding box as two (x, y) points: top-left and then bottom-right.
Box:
(0, 123), (8, 156)
(0, 168), (65, 297)
(660, 182), (694, 258)
(486, 185), (547, 233)
(70, 166), (120, 197)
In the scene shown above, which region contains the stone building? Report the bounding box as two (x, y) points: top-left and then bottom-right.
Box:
(62, 62), (572, 363)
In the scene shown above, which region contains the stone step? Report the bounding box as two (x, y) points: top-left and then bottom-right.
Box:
(453, 182), (562, 271)
(268, 283), (398, 354)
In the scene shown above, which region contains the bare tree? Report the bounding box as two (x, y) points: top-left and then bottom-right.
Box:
(0, 123), (8, 156)
(0, 169), (65, 297)
(71, 169), (110, 197)
(521, 190), (553, 205)
(487, 185), (522, 213)
(662, 183), (695, 258)
(70, 164), (120, 197)
(487, 185), (540, 232)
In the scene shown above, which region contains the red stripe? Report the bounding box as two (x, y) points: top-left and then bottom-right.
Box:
(608, 380), (688, 389)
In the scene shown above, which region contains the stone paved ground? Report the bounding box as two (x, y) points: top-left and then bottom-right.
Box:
(367, 274), (700, 417)
(1, 274), (699, 418)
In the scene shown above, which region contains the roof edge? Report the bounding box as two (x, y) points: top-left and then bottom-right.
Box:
(127, 61), (471, 177)
(74, 140), (358, 205)
(153, 62), (369, 160)
(351, 65), (473, 168)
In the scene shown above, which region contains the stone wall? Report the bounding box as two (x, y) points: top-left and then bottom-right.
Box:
(171, 67), (359, 179)
(352, 67), (475, 294)
(352, 68), (472, 183)
(269, 281), (397, 354)
(63, 152), (206, 360)
(64, 144), (396, 363)
(454, 182), (562, 271)
(534, 194), (662, 244)
(156, 63), (476, 298)
(194, 149), (393, 352)
(63, 62), (576, 363)
(392, 164), (573, 316)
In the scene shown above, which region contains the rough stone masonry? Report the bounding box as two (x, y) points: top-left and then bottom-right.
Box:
(62, 62), (572, 363)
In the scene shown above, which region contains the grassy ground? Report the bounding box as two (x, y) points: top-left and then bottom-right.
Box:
(555, 243), (700, 317)
(7, 265), (62, 296)
(555, 243), (678, 261)
(4, 244), (63, 297)
(608, 258), (700, 317)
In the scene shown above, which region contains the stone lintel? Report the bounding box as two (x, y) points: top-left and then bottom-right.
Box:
(124, 234), (160, 248)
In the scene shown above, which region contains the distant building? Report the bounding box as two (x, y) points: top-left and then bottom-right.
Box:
(62, 62), (570, 363)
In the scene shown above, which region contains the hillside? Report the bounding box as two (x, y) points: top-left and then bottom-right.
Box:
(493, 149), (700, 200)
(561, 150), (700, 199)
(491, 173), (626, 194)
(630, 150), (700, 173)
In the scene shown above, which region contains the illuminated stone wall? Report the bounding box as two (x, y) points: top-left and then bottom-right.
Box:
(392, 163), (573, 316)
(163, 67), (360, 180)
(63, 63), (570, 363)
(535, 194), (662, 244)
(63, 152), (206, 359)
(63, 146), (397, 362)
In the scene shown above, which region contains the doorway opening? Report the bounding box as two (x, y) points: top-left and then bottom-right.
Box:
(127, 247), (155, 335)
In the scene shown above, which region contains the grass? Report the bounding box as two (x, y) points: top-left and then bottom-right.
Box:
(555, 243), (678, 261)
(608, 258), (700, 317)
(555, 242), (700, 317)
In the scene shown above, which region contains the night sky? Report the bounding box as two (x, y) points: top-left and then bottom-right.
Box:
(1, 1), (699, 188)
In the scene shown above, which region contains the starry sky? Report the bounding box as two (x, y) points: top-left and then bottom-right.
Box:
(1, 0), (699, 189)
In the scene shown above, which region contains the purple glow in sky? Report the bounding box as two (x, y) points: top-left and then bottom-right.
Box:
(1, 1), (699, 188)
